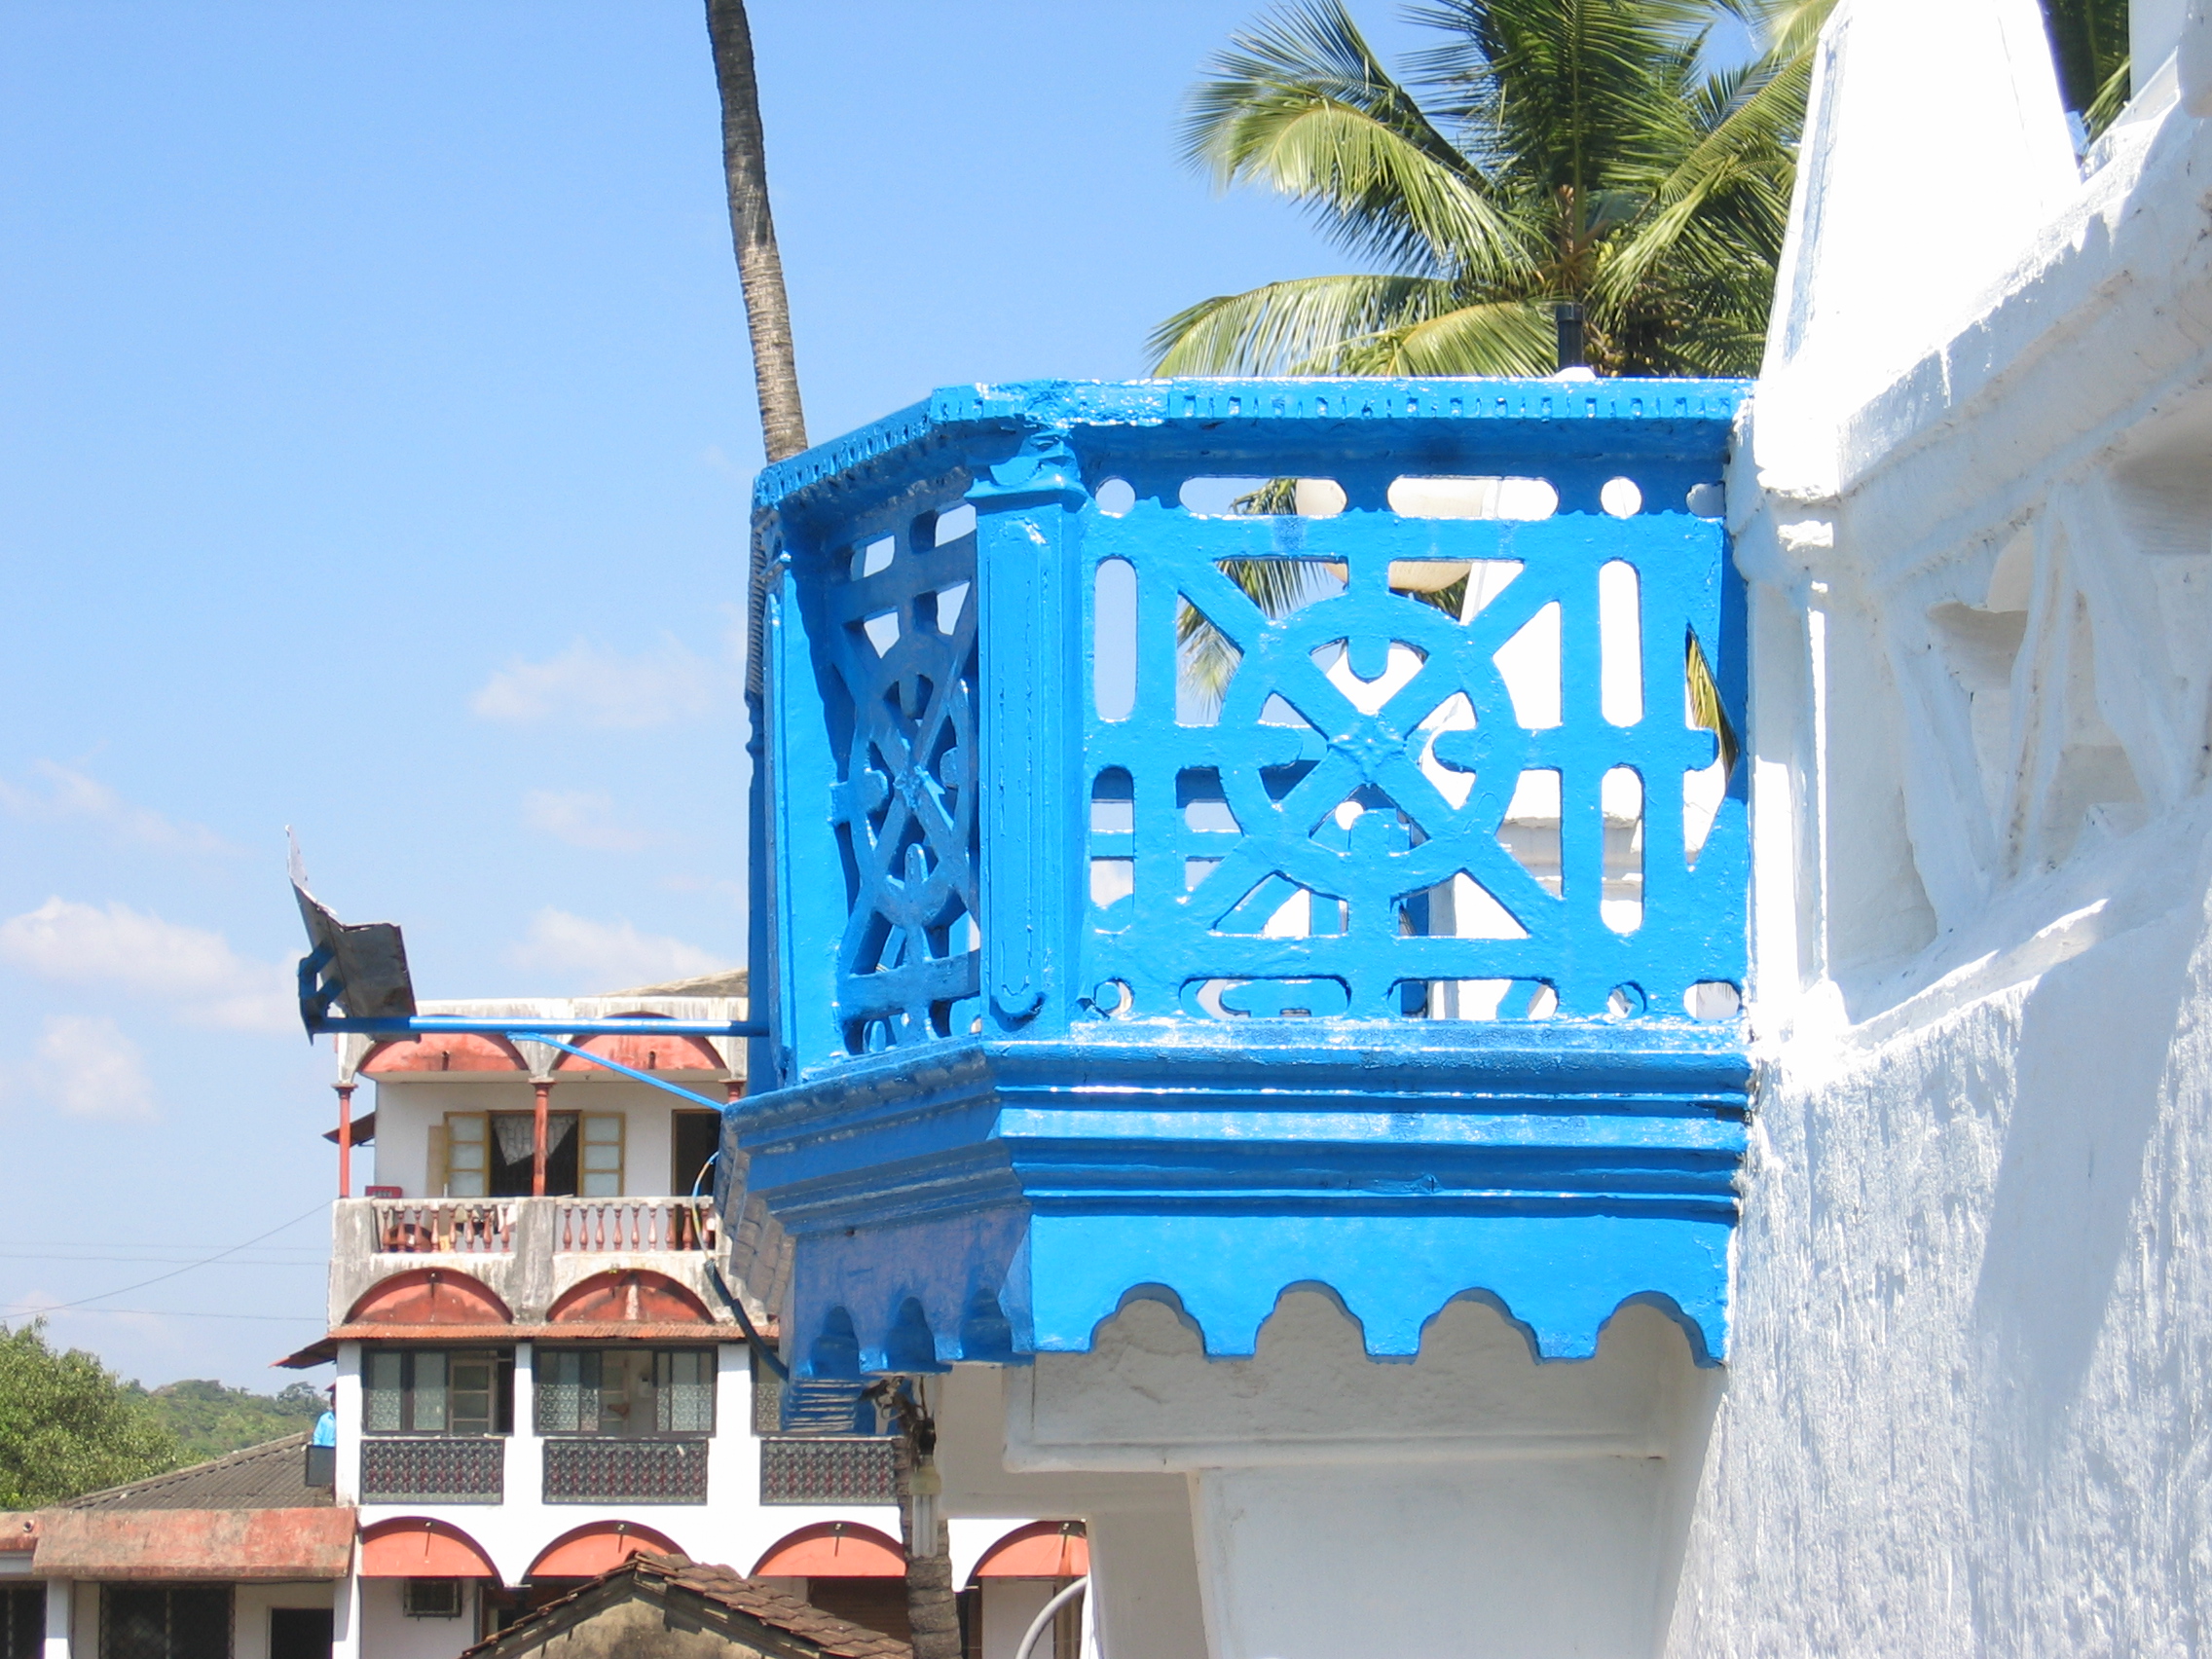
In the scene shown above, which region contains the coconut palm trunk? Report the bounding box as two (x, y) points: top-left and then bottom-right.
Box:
(704, 5), (957, 1649)
(705, 0), (807, 462)
(865, 1380), (961, 1659)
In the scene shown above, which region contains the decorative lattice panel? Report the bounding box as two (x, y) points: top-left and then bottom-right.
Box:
(813, 492), (982, 1056)
(541, 1437), (710, 1504)
(359, 1435), (503, 1503)
(757, 1435), (899, 1505)
(1079, 485), (1742, 1022)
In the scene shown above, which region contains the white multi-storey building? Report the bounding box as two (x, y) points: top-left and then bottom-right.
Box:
(3, 979), (1088, 1659)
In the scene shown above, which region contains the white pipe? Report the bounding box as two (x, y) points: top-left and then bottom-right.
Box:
(1014, 1576), (1089, 1659)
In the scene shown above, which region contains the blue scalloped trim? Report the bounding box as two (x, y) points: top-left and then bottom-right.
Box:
(782, 1208), (1729, 1376)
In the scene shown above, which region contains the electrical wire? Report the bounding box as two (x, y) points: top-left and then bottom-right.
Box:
(5, 1201), (328, 1313)
(0, 1254), (322, 1268)
(0, 1304), (318, 1324)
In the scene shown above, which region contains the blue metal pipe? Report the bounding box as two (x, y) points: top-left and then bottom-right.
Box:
(504, 1031), (734, 1112)
(316, 1016), (763, 1038)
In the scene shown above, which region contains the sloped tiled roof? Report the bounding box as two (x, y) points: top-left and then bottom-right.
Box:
(461, 1553), (909, 1659)
(60, 1434), (333, 1511)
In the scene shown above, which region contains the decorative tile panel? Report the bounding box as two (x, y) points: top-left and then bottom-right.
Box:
(758, 1435), (899, 1505)
(541, 1437), (709, 1504)
(359, 1436), (503, 1504)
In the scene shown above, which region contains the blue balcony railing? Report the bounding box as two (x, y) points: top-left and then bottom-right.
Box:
(741, 379), (1751, 1380)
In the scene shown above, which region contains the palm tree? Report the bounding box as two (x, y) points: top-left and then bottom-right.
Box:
(702, 11), (967, 1655)
(2043, 0), (2127, 136)
(706, 0), (807, 461)
(1151, 0), (1829, 379)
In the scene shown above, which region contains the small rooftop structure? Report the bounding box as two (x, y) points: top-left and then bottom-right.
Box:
(55, 1434), (335, 1512)
(460, 1553), (912, 1659)
(26, 1435), (353, 1582)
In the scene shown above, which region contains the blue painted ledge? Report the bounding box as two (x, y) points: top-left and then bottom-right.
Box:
(736, 1022), (1748, 1373)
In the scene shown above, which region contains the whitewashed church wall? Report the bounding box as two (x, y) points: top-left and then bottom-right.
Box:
(1665, 1), (2212, 1649)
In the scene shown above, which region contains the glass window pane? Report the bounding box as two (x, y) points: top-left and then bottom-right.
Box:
(446, 1115), (488, 1198)
(449, 1352), (493, 1436)
(579, 1115), (622, 1198)
(167, 1589), (230, 1659)
(364, 1351), (403, 1433)
(410, 1350), (447, 1432)
(658, 1350), (715, 1434)
(536, 1349), (580, 1435)
(102, 1586), (168, 1659)
(599, 1349), (651, 1437)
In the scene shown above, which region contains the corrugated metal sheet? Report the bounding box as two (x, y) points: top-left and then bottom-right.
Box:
(61, 1436), (331, 1512)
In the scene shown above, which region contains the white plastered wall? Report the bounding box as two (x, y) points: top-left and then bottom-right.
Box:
(234, 1584), (337, 1659)
(348, 1346), (903, 1588)
(357, 1578), (477, 1659)
(1659, 0), (2212, 1649)
(988, 1294), (1715, 1659)
(371, 1078), (687, 1200)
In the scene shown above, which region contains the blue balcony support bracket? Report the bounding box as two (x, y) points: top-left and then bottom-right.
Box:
(743, 378), (1753, 1376)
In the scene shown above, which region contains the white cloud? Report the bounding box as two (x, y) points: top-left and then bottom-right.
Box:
(29, 1015), (158, 1121)
(0, 898), (292, 1032)
(522, 790), (658, 853)
(471, 637), (727, 729)
(505, 908), (726, 992)
(0, 761), (234, 856)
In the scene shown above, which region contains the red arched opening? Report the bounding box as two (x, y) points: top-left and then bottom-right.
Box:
(548, 1270), (712, 1324)
(359, 1519), (498, 1579)
(555, 1029), (724, 1076)
(752, 1523), (905, 1578)
(362, 1034), (527, 1074)
(526, 1522), (683, 1580)
(972, 1522), (1089, 1581)
(345, 1268), (511, 1327)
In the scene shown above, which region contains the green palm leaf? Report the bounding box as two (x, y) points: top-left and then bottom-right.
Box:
(1154, 0), (1830, 379)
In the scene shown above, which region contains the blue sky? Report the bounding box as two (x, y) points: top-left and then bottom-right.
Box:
(0, 1), (1456, 1387)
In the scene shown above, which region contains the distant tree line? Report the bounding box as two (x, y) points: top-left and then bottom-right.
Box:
(0, 1321), (323, 1507)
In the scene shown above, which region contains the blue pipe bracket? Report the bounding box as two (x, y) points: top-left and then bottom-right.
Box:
(742, 378), (1751, 1376)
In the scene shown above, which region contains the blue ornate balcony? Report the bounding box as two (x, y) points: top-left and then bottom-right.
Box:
(739, 379), (1750, 1379)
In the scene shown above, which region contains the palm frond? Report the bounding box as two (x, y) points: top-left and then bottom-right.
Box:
(1338, 297), (1557, 376)
(1588, 29), (1806, 327)
(1186, 0), (1538, 276)
(1159, 0), (1827, 381)
(1148, 273), (1487, 376)
(1233, 478), (1303, 514)
(2082, 54), (2131, 138)
(1177, 558), (1343, 715)
(1686, 629), (1738, 775)
(2043, 0), (2126, 132)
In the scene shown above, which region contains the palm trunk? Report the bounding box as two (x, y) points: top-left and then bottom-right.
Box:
(901, 1516), (962, 1659)
(704, 0), (807, 462)
(892, 1395), (961, 1659)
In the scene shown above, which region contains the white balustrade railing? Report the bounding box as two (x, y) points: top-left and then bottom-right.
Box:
(360, 1196), (715, 1258)
(554, 1197), (716, 1254)
(370, 1198), (515, 1254)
